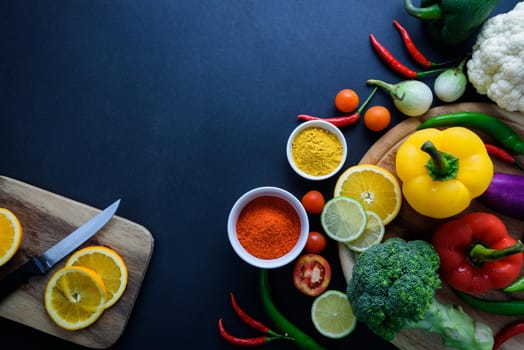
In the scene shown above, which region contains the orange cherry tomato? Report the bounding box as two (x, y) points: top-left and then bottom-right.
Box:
(364, 105), (391, 132)
(301, 190), (325, 214)
(304, 231), (327, 254)
(334, 89), (359, 113)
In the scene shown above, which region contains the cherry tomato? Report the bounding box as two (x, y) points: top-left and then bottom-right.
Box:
(364, 105), (391, 132)
(304, 232), (327, 254)
(334, 89), (359, 113)
(293, 254), (332, 296)
(301, 190), (325, 214)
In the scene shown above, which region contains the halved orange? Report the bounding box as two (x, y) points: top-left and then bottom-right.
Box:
(334, 164), (402, 225)
(44, 266), (107, 330)
(0, 208), (23, 267)
(66, 246), (128, 308)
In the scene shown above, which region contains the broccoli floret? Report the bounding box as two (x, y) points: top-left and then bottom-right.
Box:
(347, 237), (493, 350)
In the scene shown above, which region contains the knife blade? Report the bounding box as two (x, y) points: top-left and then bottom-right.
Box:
(0, 199), (120, 301)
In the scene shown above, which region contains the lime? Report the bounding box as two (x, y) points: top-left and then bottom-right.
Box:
(320, 196), (367, 242)
(311, 290), (356, 339)
(345, 211), (385, 252)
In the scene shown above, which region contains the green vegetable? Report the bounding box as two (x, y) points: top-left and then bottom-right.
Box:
(455, 289), (524, 315)
(347, 237), (494, 350)
(504, 276), (524, 293)
(417, 112), (524, 155)
(259, 269), (326, 350)
(403, 0), (501, 44)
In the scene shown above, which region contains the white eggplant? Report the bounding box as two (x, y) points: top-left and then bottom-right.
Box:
(434, 58), (467, 103)
(367, 79), (433, 117)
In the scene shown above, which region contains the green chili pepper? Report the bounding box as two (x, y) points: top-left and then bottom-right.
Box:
(417, 112), (524, 155)
(454, 289), (524, 315)
(403, 0), (500, 44)
(259, 269), (327, 350)
(504, 276), (524, 293)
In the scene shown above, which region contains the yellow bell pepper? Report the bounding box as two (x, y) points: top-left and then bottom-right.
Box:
(395, 127), (493, 219)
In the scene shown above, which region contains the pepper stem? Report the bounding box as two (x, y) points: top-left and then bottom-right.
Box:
(421, 141), (459, 180)
(404, 0), (442, 20)
(356, 86), (379, 114)
(421, 141), (448, 173)
(469, 241), (524, 264)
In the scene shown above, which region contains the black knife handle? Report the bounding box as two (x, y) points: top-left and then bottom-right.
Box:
(0, 257), (47, 302)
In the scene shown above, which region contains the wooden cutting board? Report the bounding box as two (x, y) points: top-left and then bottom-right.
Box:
(0, 176), (154, 349)
(339, 102), (524, 350)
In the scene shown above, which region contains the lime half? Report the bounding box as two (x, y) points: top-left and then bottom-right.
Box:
(311, 290), (356, 339)
(320, 196), (367, 242)
(345, 211), (385, 252)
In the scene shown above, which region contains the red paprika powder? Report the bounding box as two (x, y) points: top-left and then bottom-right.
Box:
(236, 196), (300, 259)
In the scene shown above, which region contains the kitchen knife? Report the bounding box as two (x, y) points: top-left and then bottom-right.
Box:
(0, 199), (121, 301)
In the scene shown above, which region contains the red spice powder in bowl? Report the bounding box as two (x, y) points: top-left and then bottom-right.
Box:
(227, 187), (309, 269)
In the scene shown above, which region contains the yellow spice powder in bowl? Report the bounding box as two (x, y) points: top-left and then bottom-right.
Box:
(286, 120), (348, 180)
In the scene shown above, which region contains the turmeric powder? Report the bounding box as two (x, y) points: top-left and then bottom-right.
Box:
(291, 127), (343, 176)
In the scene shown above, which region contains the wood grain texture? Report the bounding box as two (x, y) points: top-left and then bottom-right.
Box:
(339, 102), (524, 350)
(0, 176), (154, 349)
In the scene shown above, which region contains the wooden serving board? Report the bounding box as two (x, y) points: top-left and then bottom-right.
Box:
(339, 102), (524, 350)
(0, 176), (154, 349)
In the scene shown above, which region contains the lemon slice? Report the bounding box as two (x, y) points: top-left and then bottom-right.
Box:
(320, 196), (367, 242)
(345, 211), (385, 252)
(66, 246), (128, 308)
(311, 290), (356, 339)
(0, 208), (23, 267)
(44, 266), (107, 330)
(334, 164), (402, 225)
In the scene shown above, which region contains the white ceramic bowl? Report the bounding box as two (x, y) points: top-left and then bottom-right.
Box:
(227, 186), (309, 269)
(286, 120), (348, 181)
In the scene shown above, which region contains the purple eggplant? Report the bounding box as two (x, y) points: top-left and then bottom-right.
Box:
(480, 172), (524, 219)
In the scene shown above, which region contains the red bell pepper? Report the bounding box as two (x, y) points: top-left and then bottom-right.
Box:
(432, 212), (524, 294)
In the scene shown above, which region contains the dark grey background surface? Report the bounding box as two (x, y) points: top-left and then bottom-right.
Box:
(0, 1), (519, 349)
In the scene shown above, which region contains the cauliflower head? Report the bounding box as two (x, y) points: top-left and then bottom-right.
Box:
(467, 2), (524, 113)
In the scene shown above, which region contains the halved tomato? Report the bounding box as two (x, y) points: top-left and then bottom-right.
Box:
(292, 254), (332, 297)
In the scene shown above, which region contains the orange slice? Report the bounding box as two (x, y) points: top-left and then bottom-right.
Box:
(66, 246), (128, 308)
(44, 266), (107, 330)
(0, 208), (23, 267)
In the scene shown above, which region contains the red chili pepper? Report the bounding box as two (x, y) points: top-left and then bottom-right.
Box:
(369, 33), (446, 79)
(485, 143), (524, 170)
(296, 114), (361, 127)
(369, 33), (417, 78)
(218, 318), (280, 347)
(296, 86), (378, 127)
(432, 212), (524, 294)
(230, 292), (279, 336)
(494, 320), (524, 350)
(392, 20), (432, 68)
